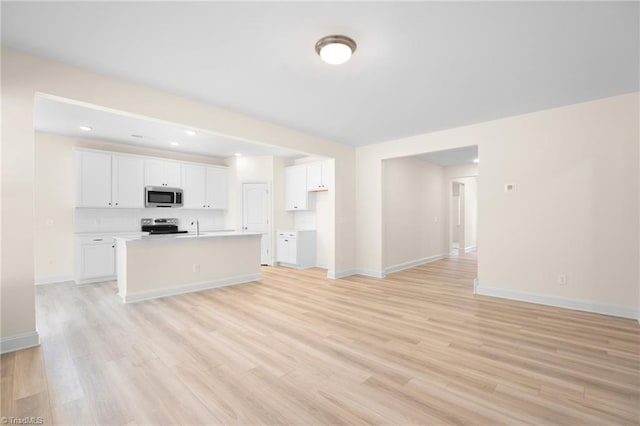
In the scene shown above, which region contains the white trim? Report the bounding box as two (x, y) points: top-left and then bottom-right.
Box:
(35, 274), (74, 285)
(384, 254), (446, 274)
(475, 283), (639, 320)
(1, 331), (40, 354)
(75, 275), (115, 285)
(463, 246), (477, 253)
(278, 262), (311, 270)
(120, 273), (261, 303)
(328, 269), (386, 279)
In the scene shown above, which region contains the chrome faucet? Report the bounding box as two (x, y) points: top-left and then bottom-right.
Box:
(191, 220), (200, 236)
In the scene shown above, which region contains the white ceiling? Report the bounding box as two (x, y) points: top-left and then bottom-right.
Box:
(415, 146), (478, 167)
(34, 96), (303, 158)
(4, 2), (639, 146)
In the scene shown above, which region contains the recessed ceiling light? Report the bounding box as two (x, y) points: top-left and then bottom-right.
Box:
(79, 126), (92, 131)
(185, 130), (196, 136)
(473, 158), (479, 163)
(315, 35), (357, 65)
(234, 153), (242, 157)
(170, 142), (180, 146)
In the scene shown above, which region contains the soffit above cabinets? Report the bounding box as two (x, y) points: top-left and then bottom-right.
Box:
(34, 96), (304, 159)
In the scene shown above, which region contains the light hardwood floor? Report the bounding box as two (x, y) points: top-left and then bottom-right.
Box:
(2, 253), (639, 425)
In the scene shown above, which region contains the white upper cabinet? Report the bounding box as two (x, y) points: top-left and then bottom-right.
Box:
(111, 155), (144, 208)
(75, 149), (228, 210)
(145, 159), (182, 188)
(181, 164), (207, 209)
(285, 165), (309, 211)
(206, 167), (228, 210)
(306, 161), (330, 191)
(76, 151), (112, 208)
(181, 164), (228, 210)
(76, 151), (143, 208)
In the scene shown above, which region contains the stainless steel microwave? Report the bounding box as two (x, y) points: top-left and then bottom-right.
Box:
(145, 186), (183, 208)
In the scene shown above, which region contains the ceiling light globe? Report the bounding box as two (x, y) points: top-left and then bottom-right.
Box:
(316, 35), (356, 65)
(320, 43), (353, 65)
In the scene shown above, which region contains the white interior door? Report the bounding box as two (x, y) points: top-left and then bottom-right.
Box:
(242, 183), (271, 265)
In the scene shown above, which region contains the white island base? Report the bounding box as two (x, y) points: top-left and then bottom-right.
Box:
(116, 232), (262, 303)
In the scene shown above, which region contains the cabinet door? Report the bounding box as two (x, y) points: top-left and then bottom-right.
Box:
(285, 166), (308, 210)
(287, 238), (298, 264)
(277, 237), (289, 263)
(165, 162), (182, 188)
(76, 151), (112, 207)
(306, 163), (323, 191)
(144, 159), (166, 187)
(205, 167), (228, 209)
(320, 161), (330, 191)
(79, 243), (115, 279)
(112, 155), (144, 208)
(181, 164), (207, 209)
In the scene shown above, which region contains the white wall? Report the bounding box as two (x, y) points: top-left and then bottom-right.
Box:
(2, 48), (353, 344)
(382, 157), (446, 270)
(357, 92), (639, 315)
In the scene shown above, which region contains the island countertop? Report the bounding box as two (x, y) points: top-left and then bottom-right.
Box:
(115, 231), (263, 245)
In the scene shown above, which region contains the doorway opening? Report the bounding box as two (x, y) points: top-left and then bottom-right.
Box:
(381, 145), (478, 288)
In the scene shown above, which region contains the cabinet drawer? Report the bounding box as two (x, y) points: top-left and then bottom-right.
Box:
(76, 236), (115, 245)
(277, 232), (297, 239)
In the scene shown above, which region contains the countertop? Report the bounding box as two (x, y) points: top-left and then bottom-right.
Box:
(116, 231), (263, 245)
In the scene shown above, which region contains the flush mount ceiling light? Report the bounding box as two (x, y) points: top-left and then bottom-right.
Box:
(315, 35), (357, 65)
(170, 141), (180, 146)
(79, 126), (92, 131)
(185, 130), (196, 136)
(234, 153), (242, 157)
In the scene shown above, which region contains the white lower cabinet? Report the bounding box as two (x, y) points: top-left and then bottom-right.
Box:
(75, 236), (115, 284)
(74, 233), (144, 284)
(276, 230), (316, 269)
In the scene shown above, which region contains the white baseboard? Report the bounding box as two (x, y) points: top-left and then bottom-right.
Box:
(475, 283), (639, 320)
(75, 275), (116, 285)
(121, 273), (262, 303)
(35, 274), (74, 285)
(1, 331), (40, 354)
(328, 269), (385, 279)
(384, 254), (446, 275)
(463, 246), (477, 253)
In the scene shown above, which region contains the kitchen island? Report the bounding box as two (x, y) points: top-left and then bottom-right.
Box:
(115, 232), (262, 303)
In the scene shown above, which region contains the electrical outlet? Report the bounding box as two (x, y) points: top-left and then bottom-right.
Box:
(557, 274), (567, 286)
(192, 264), (200, 273)
(505, 183), (516, 192)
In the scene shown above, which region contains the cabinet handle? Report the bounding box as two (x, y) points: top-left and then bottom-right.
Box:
(111, 245), (115, 248)
(108, 202), (111, 206)
(93, 238), (103, 241)
(294, 206), (298, 209)
(284, 239), (288, 242)
(115, 202), (118, 206)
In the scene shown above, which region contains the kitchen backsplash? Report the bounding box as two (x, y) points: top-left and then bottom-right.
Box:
(293, 210), (316, 230)
(74, 208), (227, 233)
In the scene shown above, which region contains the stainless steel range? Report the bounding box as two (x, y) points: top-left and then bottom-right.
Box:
(141, 218), (188, 235)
